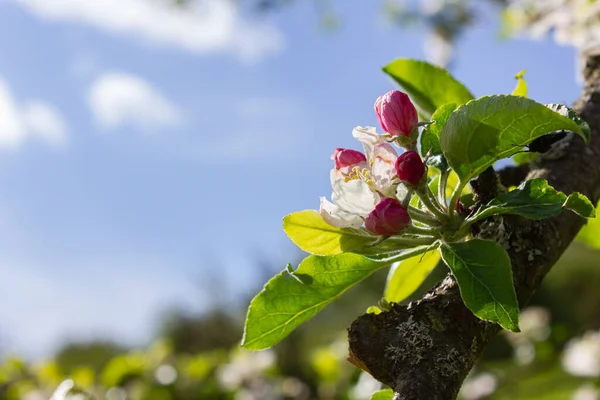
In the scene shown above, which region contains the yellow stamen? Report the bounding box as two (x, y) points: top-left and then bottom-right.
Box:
(344, 166), (374, 185)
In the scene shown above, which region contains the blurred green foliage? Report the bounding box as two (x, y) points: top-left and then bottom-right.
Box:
(3, 239), (600, 399)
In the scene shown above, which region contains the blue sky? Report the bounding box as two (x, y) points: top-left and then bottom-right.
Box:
(0, 0), (582, 357)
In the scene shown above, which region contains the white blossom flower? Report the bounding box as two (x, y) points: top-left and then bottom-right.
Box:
(506, 0), (600, 52)
(573, 383), (600, 400)
(319, 126), (399, 229)
(217, 349), (276, 390)
(504, 306), (551, 364)
(562, 330), (600, 377)
(459, 372), (498, 400)
(349, 372), (382, 400)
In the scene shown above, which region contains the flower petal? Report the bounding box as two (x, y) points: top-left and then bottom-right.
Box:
(373, 142), (398, 162)
(331, 176), (379, 216)
(371, 143), (398, 192)
(352, 126), (385, 161)
(319, 197), (364, 228)
(330, 168), (342, 187)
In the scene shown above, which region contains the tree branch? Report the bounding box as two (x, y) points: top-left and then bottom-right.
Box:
(347, 55), (600, 400)
(498, 164), (530, 188)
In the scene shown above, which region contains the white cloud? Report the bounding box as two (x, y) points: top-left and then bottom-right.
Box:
(22, 102), (69, 147)
(0, 77), (68, 149)
(89, 72), (183, 131)
(0, 78), (26, 148)
(14, 0), (284, 62)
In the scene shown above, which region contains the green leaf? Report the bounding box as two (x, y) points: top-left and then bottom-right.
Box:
(421, 103), (457, 157)
(382, 59), (474, 119)
(440, 95), (587, 182)
(512, 69), (528, 97)
(384, 250), (440, 303)
(467, 179), (595, 223)
(512, 151), (537, 166)
(577, 200), (600, 249)
(564, 192), (596, 218)
(439, 240), (520, 332)
(366, 306), (382, 315)
(283, 210), (376, 256)
(370, 389), (394, 400)
(546, 104), (591, 142)
(242, 246), (433, 350)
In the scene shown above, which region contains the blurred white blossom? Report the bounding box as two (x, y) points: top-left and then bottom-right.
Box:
(23, 391), (47, 400)
(155, 364), (178, 385)
(563, 330), (600, 377)
(425, 31), (454, 67)
(350, 372), (382, 400)
(505, 0), (600, 53)
(504, 307), (551, 365)
(217, 349), (276, 390)
(573, 383), (600, 400)
(459, 372), (498, 400)
(106, 387), (127, 400)
(49, 380), (91, 400)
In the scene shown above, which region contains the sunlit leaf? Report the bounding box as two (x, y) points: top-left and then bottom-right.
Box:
(283, 210), (376, 255)
(439, 240), (520, 332)
(383, 59), (473, 119)
(576, 201), (600, 249)
(384, 250), (440, 303)
(242, 246), (433, 350)
(421, 103), (457, 157)
(564, 192), (596, 218)
(546, 104), (590, 140)
(366, 306), (382, 315)
(467, 179), (595, 223)
(512, 69), (528, 97)
(370, 389), (394, 400)
(440, 95), (586, 182)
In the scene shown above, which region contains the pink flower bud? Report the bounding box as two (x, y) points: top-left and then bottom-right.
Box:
(395, 151), (425, 187)
(364, 198), (411, 236)
(332, 148), (367, 170)
(374, 90), (418, 137)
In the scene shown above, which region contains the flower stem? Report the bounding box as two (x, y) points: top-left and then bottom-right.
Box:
(407, 206), (441, 225)
(438, 169), (450, 209)
(448, 180), (467, 221)
(405, 225), (442, 237)
(385, 236), (438, 247)
(427, 185), (446, 214)
(368, 241), (440, 264)
(415, 186), (448, 222)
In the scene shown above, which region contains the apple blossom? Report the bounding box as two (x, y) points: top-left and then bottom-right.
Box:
(364, 198), (411, 236)
(319, 126), (400, 229)
(332, 148), (367, 171)
(395, 151), (426, 187)
(374, 90), (418, 138)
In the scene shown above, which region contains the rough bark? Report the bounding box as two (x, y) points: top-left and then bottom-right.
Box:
(347, 54), (600, 400)
(498, 164), (530, 188)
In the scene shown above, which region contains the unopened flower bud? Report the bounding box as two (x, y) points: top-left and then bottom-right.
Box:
(332, 148), (367, 170)
(364, 198), (411, 236)
(395, 151), (425, 187)
(455, 199), (465, 215)
(374, 90), (418, 137)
